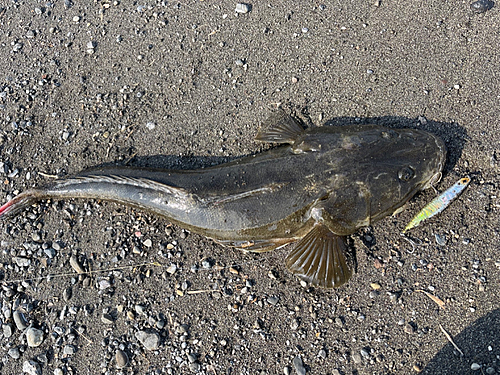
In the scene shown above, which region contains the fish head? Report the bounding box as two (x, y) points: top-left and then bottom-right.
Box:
(308, 125), (446, 233)
(360, 126), (447, 222)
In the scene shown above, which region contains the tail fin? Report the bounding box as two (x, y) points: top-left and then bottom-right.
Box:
(0, 190), (43, 219)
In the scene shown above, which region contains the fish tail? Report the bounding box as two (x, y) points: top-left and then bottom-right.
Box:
(0, 190), (45, 219)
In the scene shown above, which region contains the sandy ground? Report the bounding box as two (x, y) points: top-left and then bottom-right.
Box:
(0, 1), (499, 374)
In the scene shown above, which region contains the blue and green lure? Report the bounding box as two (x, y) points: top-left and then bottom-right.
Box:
(403, 176), (471, 233)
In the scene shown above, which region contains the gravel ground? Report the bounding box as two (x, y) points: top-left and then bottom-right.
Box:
(0, 1), (499, 375)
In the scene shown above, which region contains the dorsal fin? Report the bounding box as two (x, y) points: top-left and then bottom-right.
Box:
(255, 111), (305, 144)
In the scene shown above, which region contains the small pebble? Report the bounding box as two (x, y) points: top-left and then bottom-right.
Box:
(404, 323), (415, 334)
(98, 279), (112, 290)
(3, 324), (13, 338)
(470, 0), (493, 13)
(115, 349), (129, 369)
(13, 310), (28, 330)
(135, 304), (146, 315)
(44, 248), (56, 258)
(63, 345), (76, 355)
(189, 362), (201, 371)
(166, 264), (178, 275)
(471, 363), (481, 370)
(435, 233), (447, 246)
(352, 353), (362, 364)
(418, 116), (428, 125)
(26, 327), (44, 347)
(292, 356), (306, 375)
(8, 347), (20, 359)
(8, 168), (19, 177)
(13, 257), (31, 267)
(143, 239), (152, 247)
(23, 360), (41, 375)
(360, 348), (370, 358)
(369, 290), (379, 298)
(267, 296), (279, 306)
(235, 3), (251, 13)
(318, 349), (327, 359)
(146, 122), (156, 130)
(63, 287), (72, 301)
(135, 330), (160, 350)
(70, 255), (85, 274)
(101, 313), (114, 324)
(388, 292), (399, 304)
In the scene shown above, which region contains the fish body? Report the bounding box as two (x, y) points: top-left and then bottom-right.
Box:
(0, 113), (446, 288)
(403, 176), (470, 233)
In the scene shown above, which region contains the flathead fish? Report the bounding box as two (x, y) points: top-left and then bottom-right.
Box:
(0, 112), (446, 288)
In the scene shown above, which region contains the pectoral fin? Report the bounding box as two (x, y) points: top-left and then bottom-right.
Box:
(285, 224), (352, 288)
(255, 111), (305, 144)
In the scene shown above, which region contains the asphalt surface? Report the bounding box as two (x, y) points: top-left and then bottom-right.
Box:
(0, 1), (499, 374)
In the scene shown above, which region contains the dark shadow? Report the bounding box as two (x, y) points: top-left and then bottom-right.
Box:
(422, 309), (500, 374)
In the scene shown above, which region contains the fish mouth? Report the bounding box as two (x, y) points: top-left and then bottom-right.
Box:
(422, 133), (447, 190)
(422, 171), (442, 190)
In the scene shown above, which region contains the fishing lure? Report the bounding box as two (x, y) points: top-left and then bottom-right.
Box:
(403, 176), (471, 233)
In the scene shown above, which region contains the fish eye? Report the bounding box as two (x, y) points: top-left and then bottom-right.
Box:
(398, 166), (415, 181)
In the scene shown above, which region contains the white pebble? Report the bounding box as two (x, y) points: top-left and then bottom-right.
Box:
(166, 264), (178, 275)
(26, 327), (44, 347)
(235, 3), (251, 13)
(23, 360), (41, 375)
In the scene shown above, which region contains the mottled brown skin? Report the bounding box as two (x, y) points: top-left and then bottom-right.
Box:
(0, 117), (446, 287)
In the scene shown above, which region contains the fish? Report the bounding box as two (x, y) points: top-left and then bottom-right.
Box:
(403, 176), (470, 233)
(0, 112), (446, 288)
